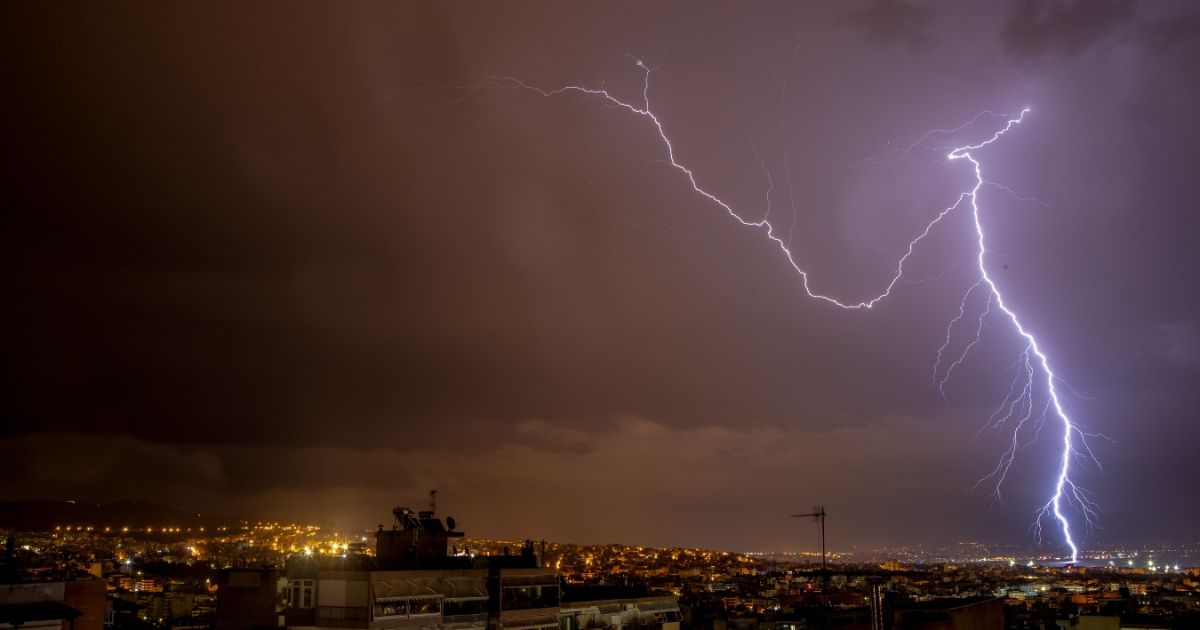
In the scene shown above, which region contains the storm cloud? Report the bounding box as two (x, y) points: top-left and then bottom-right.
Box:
(3, 1), (1198, 551)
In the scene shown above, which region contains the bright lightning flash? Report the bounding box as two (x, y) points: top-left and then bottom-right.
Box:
(468, 60), (1098, 561)
(945, 114), (1100, 562)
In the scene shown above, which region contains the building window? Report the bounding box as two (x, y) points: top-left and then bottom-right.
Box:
(444, 599), (487, 617)
(373, 597), (442, 619)
(411, 597), (441, 616)
(374, 598), (410, 618)
(288, 580), (314, 609)
(502, 585), (559, 611)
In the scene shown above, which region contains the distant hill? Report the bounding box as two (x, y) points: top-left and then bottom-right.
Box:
(0, 500), (245, 531)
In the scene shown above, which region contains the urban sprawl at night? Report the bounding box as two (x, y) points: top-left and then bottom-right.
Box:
(2, 500), (1199, 629)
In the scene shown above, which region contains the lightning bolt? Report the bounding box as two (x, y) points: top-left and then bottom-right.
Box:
(946, 116), (1100, 561)
(466, 60), (1097, 561)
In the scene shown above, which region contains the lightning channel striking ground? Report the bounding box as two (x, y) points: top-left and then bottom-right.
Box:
(472, 61), (1096, 561)
(948, 115), (1099, 561)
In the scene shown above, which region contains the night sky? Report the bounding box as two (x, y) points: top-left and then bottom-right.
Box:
(4, 2), (1199, 554)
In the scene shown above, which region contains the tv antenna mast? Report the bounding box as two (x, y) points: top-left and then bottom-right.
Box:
(792, 506), (827, 591)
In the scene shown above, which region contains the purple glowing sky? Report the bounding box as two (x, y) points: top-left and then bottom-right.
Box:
(3, 2), (1199, 552)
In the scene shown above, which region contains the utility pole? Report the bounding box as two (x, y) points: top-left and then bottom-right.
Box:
(792, 506), (826, 592)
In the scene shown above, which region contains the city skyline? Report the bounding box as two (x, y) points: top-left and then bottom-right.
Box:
(4, 2), (1199, 554)
(7, 494), (1200, 571)
(11, 500), (1200, 630)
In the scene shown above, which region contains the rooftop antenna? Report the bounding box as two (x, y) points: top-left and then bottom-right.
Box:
(792, 506), (827, 591)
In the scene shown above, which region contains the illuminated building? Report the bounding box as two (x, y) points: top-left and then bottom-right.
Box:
(280, 503), (561, 630)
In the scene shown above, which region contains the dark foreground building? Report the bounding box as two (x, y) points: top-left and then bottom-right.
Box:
(216, 569), (280, 630)
(891, 596), (1003, 630)
(0, 580), (106, 630)
(221, 502), (678, 630)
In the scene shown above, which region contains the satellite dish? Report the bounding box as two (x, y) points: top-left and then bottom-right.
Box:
(446, 516), (457, 531)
